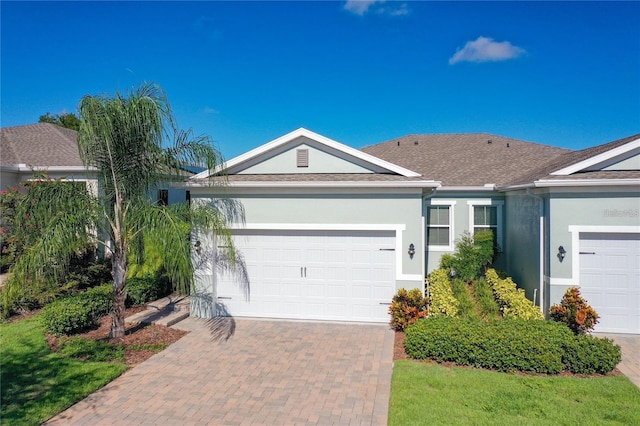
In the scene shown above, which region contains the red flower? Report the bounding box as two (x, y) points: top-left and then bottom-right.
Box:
(0, 228), (6, 234)
(23, 214), (30, 220)
(0, 190), (7, 195)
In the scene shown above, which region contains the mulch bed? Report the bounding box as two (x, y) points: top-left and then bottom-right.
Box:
(45, 305), (189, 367)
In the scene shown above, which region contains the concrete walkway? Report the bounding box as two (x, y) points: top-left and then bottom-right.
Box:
(46, 318), (395, 425)
(594, 333), (640, 388)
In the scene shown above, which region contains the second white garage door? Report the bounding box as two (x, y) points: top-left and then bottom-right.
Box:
(579, 232), (640, 334)
(215, 229), (397, 322)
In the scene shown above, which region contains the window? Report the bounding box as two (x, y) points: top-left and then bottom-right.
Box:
(296, 149), (309, 168)
(426, 201), (455, 250)
(157, 189), (169, 206)
(468, 200), (503, 250)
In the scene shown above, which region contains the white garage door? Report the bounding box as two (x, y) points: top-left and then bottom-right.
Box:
(579, 233), (640, 334)
(215, 229), (396, 322)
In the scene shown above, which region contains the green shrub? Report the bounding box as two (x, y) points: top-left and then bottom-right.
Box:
(405, 317), (572, 374)
(404, 316), (620, 375)
(471, 278), (500, 320)
(486, 269), (543, 320)
(40, 284), (114, 336)
(450, 278), (475, 318)
(562, 334), (621, 374)
(40, 300), (97, 336)
(388, 288), (429, 331)
(440, 230), (495, 282)
(427, 269), (459, 317)
(549, 287), (599, 335)
(126, 276), (172, 306)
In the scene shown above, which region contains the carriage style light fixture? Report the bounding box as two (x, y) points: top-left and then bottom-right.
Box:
(194, 240), (202, 254)
(408, 243), (415, 259)
(558, 245), (566, 262)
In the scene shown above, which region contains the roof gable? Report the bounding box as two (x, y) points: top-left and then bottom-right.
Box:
(193, 128), (421, 179)
(550, 135), (640, 175)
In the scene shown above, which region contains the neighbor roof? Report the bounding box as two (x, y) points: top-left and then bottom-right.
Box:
(0, 123), (83, 167)
(361, 133), (571, 187)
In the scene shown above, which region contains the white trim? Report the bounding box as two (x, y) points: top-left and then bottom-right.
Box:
(186, 180), (439, 189)
(426, 200), (456, 251)
(228, 223), (406, 231)
(436, 186), (498, 192)
(534, 179), (640, 188)
(551, 138), (640, 175)
(550, 278), (575, 286)
(467, 200), (504, 249)
(193, 127), (422, 179)
(225, 222), (417, 282)
(566, 225), (640, 288)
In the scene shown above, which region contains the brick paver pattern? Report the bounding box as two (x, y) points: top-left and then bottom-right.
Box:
(47, 317), (394, 425)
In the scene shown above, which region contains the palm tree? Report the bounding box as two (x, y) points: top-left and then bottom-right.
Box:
(13, 83), (241, 338)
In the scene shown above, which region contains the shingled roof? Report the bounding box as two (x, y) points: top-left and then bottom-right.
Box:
(0, 123), (83, 168)
(507, 133), (640, 185)
(361, 133), (571, 187)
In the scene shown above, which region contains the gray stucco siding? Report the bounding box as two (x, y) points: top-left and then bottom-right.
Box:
(503, 191), (543, 304)
(547, 190), (640, 305)
(235, 137), (388, 175)
(424, 192), (506, 273)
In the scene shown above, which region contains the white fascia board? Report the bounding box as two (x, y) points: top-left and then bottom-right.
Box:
(436, 185), (498, 192)
(550, 138), (640, 176)
(534, 178), (640, 188)
(4, 165), (98, 173)
(192, 127), (422, 179)
(185, 180), (440, 189)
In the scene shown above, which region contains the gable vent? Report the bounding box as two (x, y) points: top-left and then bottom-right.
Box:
(297, 148), (309, 168)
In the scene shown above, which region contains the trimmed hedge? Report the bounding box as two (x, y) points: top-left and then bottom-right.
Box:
(405, 316), (621, 375)
(427, 269), (459, 317)
(40, 284), (114, 336)
(562, 334), (621, 374)
(126, 276), (172, 306)
(485, 269), (543, 320)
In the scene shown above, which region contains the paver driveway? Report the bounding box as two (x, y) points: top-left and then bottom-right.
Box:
(47, 317), (395, 425)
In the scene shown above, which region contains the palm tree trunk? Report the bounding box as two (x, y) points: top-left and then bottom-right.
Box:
(110, 251), (127, 339)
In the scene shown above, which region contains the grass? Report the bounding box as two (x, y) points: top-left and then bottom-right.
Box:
(389, 360), (640, 425)
(0, 316), (127, 425)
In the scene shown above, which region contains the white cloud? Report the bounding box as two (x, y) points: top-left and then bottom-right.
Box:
(449, 36), (526, 65)
(343, 0), (409, 17)
(344, 0), (380, 15)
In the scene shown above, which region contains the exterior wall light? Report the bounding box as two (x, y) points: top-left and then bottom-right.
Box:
(408, 243), (415, 259)
(558, 245), (566, 262)
(194, 240), (202, 255)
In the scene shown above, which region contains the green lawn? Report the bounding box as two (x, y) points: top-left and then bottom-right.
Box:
(390, 360), (640, 425)
(0, 317), (127, 425)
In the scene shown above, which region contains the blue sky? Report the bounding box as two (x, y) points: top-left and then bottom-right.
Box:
(1, 1), (639, 159)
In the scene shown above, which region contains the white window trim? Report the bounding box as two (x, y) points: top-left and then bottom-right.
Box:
(467, 200), (504, 250)
(426, 200), (456, 251)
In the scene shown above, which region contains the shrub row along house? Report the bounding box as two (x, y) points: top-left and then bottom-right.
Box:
(2, 124), (639, 333)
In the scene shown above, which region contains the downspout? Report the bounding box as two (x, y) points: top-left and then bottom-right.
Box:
(526, 188), (545, 312)
(422, 188), (438, 298)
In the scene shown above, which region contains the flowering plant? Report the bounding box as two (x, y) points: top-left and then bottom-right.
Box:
(549, 287), (599, 335)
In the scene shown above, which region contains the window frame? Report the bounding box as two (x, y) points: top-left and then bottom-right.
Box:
(467, 199), (503, 251)
(426, 200), (456, 251)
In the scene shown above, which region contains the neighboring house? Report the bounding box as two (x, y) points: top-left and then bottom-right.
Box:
(0, 123), (190, 204)
(188, 128), (640, 334)
(0, 123), (97, 190)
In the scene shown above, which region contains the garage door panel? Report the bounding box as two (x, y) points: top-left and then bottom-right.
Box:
(579, 233), (640, 334)
(215, 230), (396, 322)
